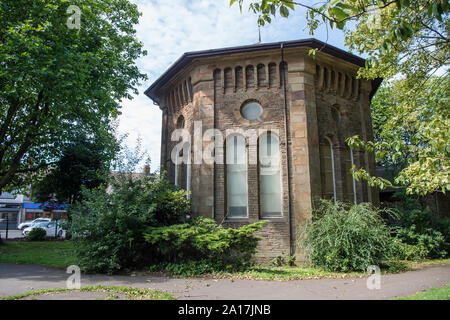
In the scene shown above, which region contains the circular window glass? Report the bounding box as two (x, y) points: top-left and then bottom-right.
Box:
(241, 102), (263, 121)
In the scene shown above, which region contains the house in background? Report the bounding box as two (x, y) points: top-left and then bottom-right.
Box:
(0, 192), (27, 230)
(0, 191), (68, 230)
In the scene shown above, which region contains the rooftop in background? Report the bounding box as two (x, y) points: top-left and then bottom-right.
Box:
(145, 38), (382, 104)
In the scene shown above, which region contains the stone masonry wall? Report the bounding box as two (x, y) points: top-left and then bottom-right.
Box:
(156, 47), (379, 262)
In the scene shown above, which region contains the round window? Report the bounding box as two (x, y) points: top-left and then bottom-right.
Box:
(240, 102), (263, 121)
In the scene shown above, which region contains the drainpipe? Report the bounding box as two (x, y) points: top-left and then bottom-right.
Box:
(281, 43), (293, 256)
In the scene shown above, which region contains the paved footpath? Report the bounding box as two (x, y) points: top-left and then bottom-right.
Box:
(0, 263), (449, 300)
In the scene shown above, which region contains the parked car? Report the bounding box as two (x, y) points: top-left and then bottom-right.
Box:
(22, 221), (64, 238)
(18, 218), (51, 230)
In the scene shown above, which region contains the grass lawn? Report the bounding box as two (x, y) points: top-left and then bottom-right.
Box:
(394, 284), (450, 300)
(205, 265), (364, 280)
(0, 240), (76, 268)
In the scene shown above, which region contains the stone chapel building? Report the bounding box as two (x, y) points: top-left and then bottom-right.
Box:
(145, 38), (381, 259)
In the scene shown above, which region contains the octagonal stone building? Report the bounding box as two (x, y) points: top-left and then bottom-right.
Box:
(145, 39), (381, 259)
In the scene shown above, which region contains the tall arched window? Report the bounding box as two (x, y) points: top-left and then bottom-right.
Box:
(345, 146), (356, 204)
(259, 131), (282, 217)
(326, 137), (337, 203)
(174, 115), (185, 187)
(321, 136), (337, 203)
(226, 134), (248, 218)
(350, 147), (357, 204)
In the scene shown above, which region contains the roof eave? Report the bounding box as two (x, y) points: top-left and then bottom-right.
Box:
(145, 38), (381, 104)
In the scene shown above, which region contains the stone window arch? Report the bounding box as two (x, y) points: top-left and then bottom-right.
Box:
(320, 135), (337, 203)
(174, 115), (187, 188)
(257, 63), (266, 87)
(235, 66), (243, 90)
(188, 77), (193, 101)
(268, 62), (277, 88)
(279, 61), (288, 87)
(224, 67), (233, 92)
(246, 65), (255, 88)
(213, 68), (222, 89)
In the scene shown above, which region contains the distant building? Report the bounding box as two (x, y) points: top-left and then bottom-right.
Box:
(0, 191), (68, 230)
(0, 192), (27, 229)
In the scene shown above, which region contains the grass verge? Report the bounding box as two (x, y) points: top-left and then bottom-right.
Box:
(394, 284), (450, 300)
(0, 241), (76, 268)
(149, 259), (450, 281)
(2, 285), (176, 300)
(0, 241), (448, 281)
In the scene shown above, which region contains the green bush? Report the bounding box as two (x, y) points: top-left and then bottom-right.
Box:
(70, 173), (267, 275)
(143, 217), (267, 272)
(434, 217), (450, 250)
(298, 200), (395, 272)
(388, 192), (449, 259)
(270, 254), (286, 267)
(391, 238), (428, 261)
(69, 173), (191, 274)
(26, 228), (47, 241)
(395, 226), (447, 259)
(387, 193), (433, 232)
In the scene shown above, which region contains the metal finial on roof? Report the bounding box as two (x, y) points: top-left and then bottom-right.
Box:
(258, 26), (262, 43)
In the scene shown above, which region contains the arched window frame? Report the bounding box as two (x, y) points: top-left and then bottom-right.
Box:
(350, 146), (357, 204)
(325, 136), (337, 204)
(225, 134), (248, 219)
(174, 115), (185, 187)
(258, 131), (282, 218)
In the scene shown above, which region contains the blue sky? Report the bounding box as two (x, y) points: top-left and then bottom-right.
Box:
(119, 0), (352, 172)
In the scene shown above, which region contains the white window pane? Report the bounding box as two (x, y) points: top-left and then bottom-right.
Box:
(261, 193), (282, 215)
(260, 132), (282, 217)
(228, 171), (247, 194)
(227, 135), (248, 218)
(261, 173), (281, 194)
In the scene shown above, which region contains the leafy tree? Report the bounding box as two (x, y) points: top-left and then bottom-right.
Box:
(231, 0), (449, 195)
(0, 0), (147, 193)
(31, 127), (120, 205)
(349, 77), (449, 195)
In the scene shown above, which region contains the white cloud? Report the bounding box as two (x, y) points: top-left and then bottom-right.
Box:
(119, 0), (349, 172)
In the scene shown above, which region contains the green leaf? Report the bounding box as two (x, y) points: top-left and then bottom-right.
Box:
(284, 0), (295, 10)
(331, 6), (349, 21)
(279, 5), (290, 18)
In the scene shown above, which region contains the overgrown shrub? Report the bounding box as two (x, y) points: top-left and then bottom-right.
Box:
(70, 173), (267, 275)
(69, 173), (191, 274)
(143, 217), (267, 271)
(388, 192), (449, 259)
(391, 238), (428, 261)
(298, 200), (395, 272)
(395, 226), (447, 259)
(26, 228), (47, 241)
